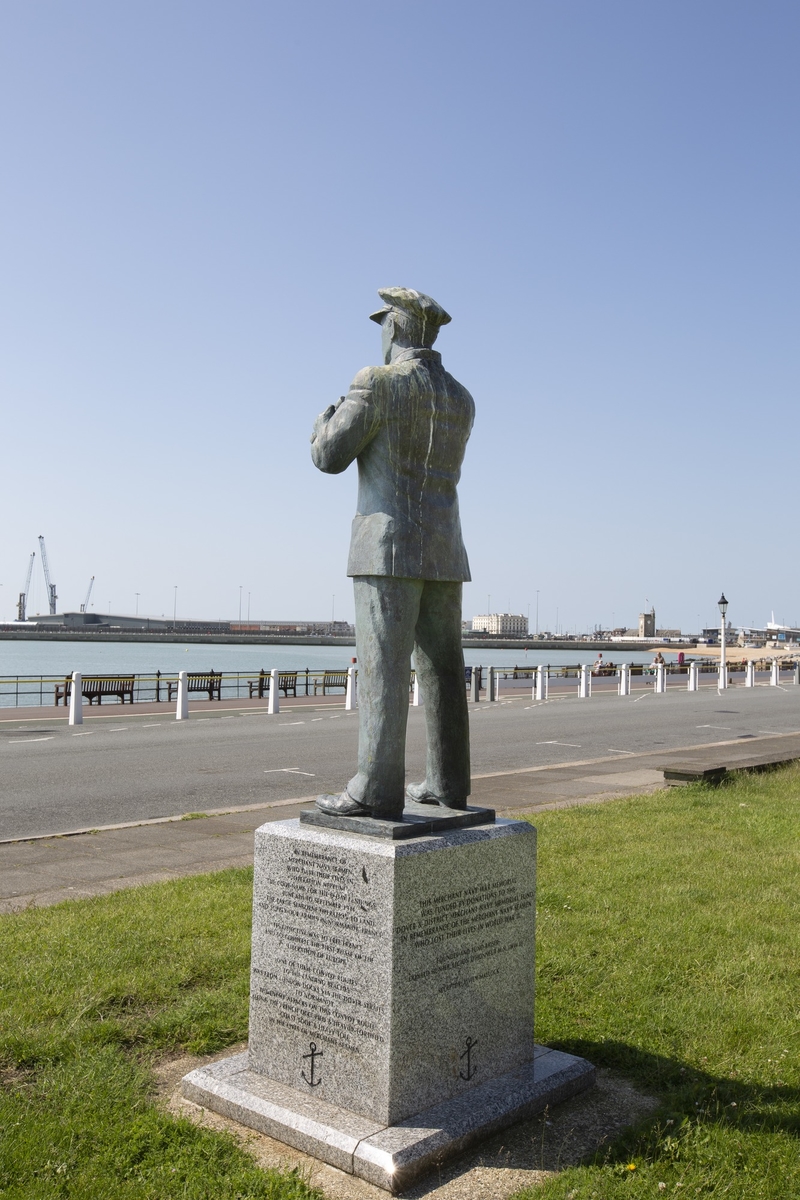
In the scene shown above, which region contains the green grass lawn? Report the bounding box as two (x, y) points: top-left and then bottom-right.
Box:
(1, 767), (798, 1198)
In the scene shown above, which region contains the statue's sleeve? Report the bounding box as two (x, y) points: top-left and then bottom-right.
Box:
(310, 369), (380, 475)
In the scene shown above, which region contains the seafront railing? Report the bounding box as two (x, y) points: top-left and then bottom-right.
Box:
(2, 658), (799, 709)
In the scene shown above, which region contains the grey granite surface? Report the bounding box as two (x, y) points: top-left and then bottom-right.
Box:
(182, 1042), (595, 1193)
(247, 818), (537, 1125)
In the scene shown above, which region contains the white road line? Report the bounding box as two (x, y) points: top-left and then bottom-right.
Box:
(536, 740), (581, 747)
(697, 725), (730, 729)
(107, 727), (129, 731)
(72, 732), (94, 736)
(279, 722), (305, 726)
(633, 694), (650, 703)
(329, 716), (341, 720)
(9, 736), (54, 743)
(142, 723), (162, 728)
(608, 748), (636, 755)
(311, 718), (324, 722)
(264, 768), (316, 776)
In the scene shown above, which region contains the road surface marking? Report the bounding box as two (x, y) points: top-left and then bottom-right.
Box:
(72, 732), (93, 737)
(264, 767), (316, 776)
(9, 736), (54, 743)
(536, 740), (581, 747)
(107, 727), (129, 732)
(279, 722), (305, 726)
(608, 748), (636, 755)
(311, 718), (324, 722)
(697, 725), (730, 729)
(142, 723), (162, 728)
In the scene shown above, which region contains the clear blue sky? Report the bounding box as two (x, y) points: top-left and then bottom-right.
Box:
(2, 2), (798, 634)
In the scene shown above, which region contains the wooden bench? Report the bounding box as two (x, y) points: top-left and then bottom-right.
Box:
(313, 670), (349, 695)
(54, 676), (135, 706)
(165, 672), (222, 702)
(248, 671), (298, 699)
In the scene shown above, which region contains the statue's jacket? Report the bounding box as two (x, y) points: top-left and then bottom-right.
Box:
(312, 347), (474, 582)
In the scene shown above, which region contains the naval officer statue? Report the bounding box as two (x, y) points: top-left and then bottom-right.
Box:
(310, 287), (474, 821)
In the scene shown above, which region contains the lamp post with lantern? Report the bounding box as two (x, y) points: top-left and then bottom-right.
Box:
(718, 593), (728, 690)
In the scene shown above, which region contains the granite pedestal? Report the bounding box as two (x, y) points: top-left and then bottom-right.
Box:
(182, 816), (594, 1191)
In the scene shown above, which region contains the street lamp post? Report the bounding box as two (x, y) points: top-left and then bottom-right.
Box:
(135, 592), (140, 617)
(718, 593), (728, 690)
(173, 586), (177, 629)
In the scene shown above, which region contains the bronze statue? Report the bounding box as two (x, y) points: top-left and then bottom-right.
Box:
(311, 288), (474, 820)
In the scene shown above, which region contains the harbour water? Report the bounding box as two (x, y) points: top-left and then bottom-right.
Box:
(0, 639), (677, 679)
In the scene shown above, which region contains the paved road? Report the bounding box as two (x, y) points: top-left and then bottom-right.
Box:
(2, 685), (800, 840)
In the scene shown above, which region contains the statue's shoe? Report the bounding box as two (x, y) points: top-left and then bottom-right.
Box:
(315, 790), (371, 816)
(405, 782), (467, 810)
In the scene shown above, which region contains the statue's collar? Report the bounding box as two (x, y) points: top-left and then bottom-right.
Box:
(391, 347), (442, 365)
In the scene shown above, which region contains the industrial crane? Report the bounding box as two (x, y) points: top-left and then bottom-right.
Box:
(80, 576), (95, 613)
(17, 552), (35, 622)
(38, 536), (57, 616)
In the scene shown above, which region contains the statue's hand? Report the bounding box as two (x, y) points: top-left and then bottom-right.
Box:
(310, 399), (344, 443)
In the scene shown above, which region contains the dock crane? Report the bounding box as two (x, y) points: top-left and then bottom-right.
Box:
(38, 536), (57, 616)
(80, 576), (95, 613)
(17, 552), (35, 622)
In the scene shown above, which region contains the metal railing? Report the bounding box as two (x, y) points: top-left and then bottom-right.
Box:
(0, 669), (358, 709)
(2, 658), (798, 709)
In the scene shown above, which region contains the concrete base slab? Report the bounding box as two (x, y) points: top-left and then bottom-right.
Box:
(182, 1044), (595, 1193)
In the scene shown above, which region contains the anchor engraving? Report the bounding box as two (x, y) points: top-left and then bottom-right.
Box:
(459, 1036), (478, 1081)
(301, 1042), (323, 1086)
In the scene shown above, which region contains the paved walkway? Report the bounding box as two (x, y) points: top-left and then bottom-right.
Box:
(3, 730), (798, 913)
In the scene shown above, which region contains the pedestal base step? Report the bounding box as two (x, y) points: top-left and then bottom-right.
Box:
(182, 1045), (595, 1193)
(299, 801), (495, 839)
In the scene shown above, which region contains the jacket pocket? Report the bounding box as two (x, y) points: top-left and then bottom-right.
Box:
(347, 512), (395, 577)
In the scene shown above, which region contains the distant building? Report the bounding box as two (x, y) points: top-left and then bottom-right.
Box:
(638, 608), (656, 638)
(471, 613), (529, 636)
(18, 612), (354, 637)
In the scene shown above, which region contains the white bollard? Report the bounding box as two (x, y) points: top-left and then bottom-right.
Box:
(655, 663), (666, 694)
(487, 666), (496, 701)
(535, 664), (548, 700)
(687, 661), (699, 691)
(770, 659), (780, 687)
(268, 668), (280, 714)
(176, 670), (189, 720)
(346, 665), (358, 710)
(745, 660), (755, 688)
(579, 664), (591, 698)
(470, 668), (480, 702)
(618, 663), (630, 696)
(794, 662), (800, 686)
(411, 673), (421, 706)
(718, 662), (728, 691)
(68, 671), (83, 726)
